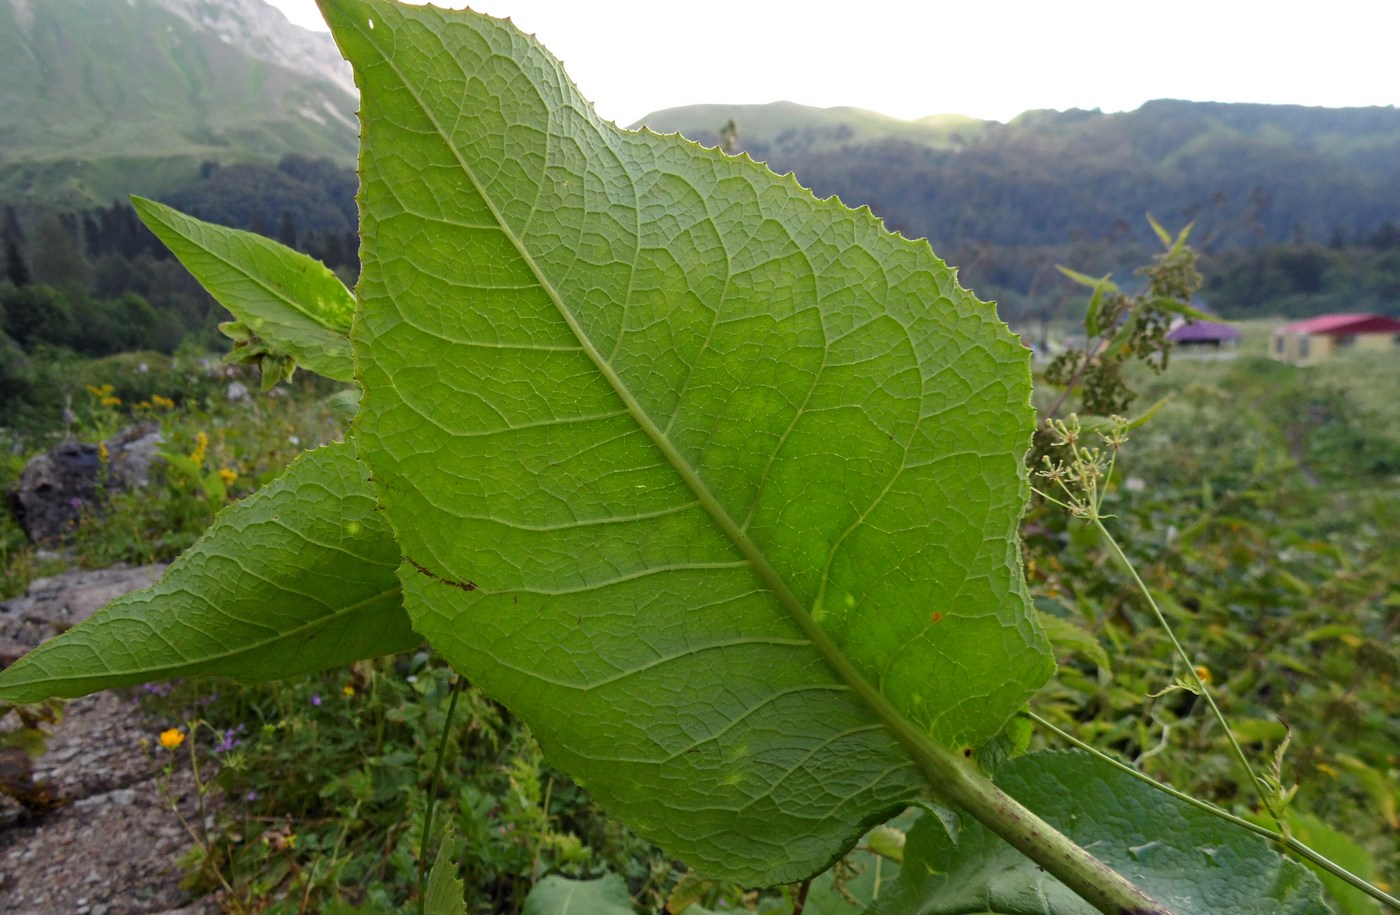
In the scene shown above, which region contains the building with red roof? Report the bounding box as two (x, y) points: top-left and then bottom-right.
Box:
(1270, 313), (1400, 365)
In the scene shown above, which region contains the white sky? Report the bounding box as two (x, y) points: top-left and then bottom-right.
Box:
(267, 0), (1400, 126)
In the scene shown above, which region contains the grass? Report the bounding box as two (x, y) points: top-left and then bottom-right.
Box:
(1030, 333), (1400, 906)
(4, 334), (1396, 913)
(0, 350), (346, 598)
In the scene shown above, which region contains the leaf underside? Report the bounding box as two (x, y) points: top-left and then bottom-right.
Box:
(325, 0), (1051, 884)
(872, 750), (1330, 915)
(522, 874), (636, 915)
(132, 195), (357, 381)
(0, 443), (416, 703)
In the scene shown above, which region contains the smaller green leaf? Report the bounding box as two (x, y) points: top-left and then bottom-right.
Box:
(1229, 718), (1290, 744)
(1036, 611), (1111, 673)
(1333, 755), (1398, 830)
(1152, 297), (1214, 322)
(801, 809), (916, 914)
(870, 750), (1330, 915)
(132, 196), (356, 382)
(198, 469), (227, 504)
(523, 874), (634, 915)
(1146, 213), (1175, 249)
(1074, 397), (1167, 440)
(1102, 311), (1141, 355)
(1057, 265), (1119, 294)
(326, 387), (361, 421)
(424, 829), (469, 915)
(1281, 811), (1382, 915)
(0, 443), (416, 703)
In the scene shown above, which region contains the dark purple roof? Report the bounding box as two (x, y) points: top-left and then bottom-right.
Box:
(1167, 320), (1241, 343)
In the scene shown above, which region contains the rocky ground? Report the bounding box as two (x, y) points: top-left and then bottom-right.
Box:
(0, 565), (216, 914)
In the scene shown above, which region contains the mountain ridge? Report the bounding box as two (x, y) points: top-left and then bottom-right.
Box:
(634, 99), (1400, 313)
(0, 0), (356, 207)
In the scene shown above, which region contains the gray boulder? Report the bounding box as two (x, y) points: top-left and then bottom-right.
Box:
(12, 424), (164, 545)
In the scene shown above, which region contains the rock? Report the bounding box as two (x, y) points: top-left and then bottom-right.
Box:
(0, 564), (167, 662)
(12, 441), (102, 545)
(104, 423), (164, 491)
(0, 564), (213, 914)
(11, 425), (164, 545)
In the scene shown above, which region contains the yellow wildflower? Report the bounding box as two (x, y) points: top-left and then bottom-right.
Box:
(189, 431), (209, 466)
(100, 395), (122, 407)
(98, 442), (109, 463)
(159, 728), (186, 750)
(1193, 665), (1212, 685)
(151, 394), (175, 409)
(86, 383), (114, 397)
(218, 467), (238, 486)
(342, 684), (356, 698)
(135, 401), (152, 410)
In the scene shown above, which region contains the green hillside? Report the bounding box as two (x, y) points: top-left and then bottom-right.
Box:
(637, 100), (1400, 316)
(0, 0), (356, 207)
(637, 101), (989, 156)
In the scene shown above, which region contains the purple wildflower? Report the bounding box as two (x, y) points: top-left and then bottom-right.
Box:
(311, 693), (322, 707)
(213, 724), (246, 754)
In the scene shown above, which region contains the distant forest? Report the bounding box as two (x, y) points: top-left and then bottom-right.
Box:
(0, 155), (358, 354)
(670, 100), (1400, 322)
(4, 106), (1400, 396)
(0, 155), (359, 412)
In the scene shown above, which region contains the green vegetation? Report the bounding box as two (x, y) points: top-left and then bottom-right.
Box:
(0, 2), (1395, 913)
(0, 355), (344, 598)
(10, 335), (1383, 914)
(1202, 230), (1400, 319)
(640, 100), (1400, 321)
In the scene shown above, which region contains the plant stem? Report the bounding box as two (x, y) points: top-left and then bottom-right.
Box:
(803, 626), (1170, 914)
(1031, 712), (1400, 911)
(931, 745), (1168, 913)
(791, 878), (811, 915)
(1028, 712), (1275, 841)
(1087, 525), (1400, 911)
(1093, 520), (1273, 818)
(418, 672), (464, 915)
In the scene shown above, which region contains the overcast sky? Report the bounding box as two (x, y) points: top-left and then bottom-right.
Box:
(266, 0), (1400, 127)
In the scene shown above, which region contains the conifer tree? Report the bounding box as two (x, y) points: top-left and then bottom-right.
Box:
(2, 206), (29, 287)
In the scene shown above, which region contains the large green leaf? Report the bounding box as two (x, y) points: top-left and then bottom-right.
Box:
(132, 196), (357, 382)
(326, 0), (1051, 885)
(870, 750), (1330, 915)
(0, 443), (415, 702)
(522, 875), (635, 915)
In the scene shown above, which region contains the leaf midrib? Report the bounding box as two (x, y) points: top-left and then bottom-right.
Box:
(346, 2), (964, 788)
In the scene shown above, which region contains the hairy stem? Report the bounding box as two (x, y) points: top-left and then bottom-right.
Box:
(820, 640), (1169, 914)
